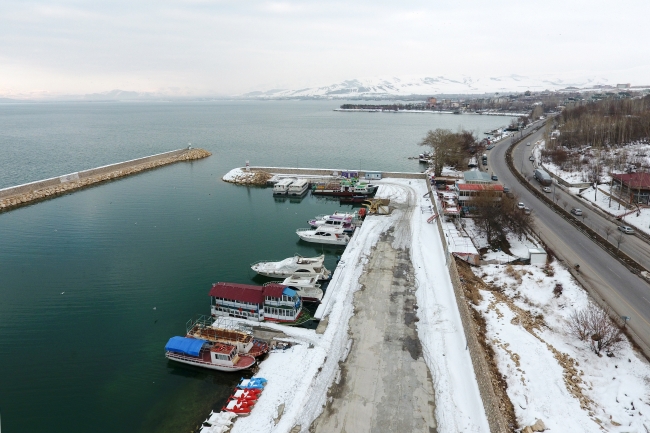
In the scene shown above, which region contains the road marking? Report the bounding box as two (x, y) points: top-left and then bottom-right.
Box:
(644, 297), (650, 305)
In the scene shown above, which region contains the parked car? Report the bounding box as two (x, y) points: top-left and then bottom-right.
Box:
(527, 142), (531, 146)
(491, 174), (498, 181)
(571, 208), (583, 216)
(618, 225), (635, 234)
(524, 207), (531, 215)
(542, 187), (551, 193)
(517, 202), (525, 209)
(503, 186), (510, 193)
(529, 155), (534, 161)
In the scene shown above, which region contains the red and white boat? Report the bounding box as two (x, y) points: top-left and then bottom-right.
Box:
(165, 337), (256, 372)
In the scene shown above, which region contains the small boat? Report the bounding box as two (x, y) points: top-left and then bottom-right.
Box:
(339, 195), (367, 204)
(237, 377), (267, 389)
(251, 254), (331, 280)
(186, 315), (268, 357)
(272, 178), (295, 195)
(165, 337), (256, 372)
(223, 398), (254, 415)
(296, 226), (350, 246)
(287, 178), (310, 196)
(266, 277), (324, 302)
(419, 152), (432, 163)
(308, 213), (355, 232)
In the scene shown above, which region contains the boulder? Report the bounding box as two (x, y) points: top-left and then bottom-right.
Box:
(531, 419), (546, 432)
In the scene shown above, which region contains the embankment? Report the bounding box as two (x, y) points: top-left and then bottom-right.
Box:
(0, 148), (211, 212)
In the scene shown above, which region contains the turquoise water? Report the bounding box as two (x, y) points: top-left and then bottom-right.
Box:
(0, 101), (509, 432)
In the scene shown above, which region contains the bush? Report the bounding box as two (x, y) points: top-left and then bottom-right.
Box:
(567, 304), (623, 355)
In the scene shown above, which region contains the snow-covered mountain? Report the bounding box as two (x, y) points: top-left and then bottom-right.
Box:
(240, 74), (619, 99)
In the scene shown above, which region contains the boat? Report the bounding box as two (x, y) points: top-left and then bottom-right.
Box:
(185, 315), (268, 357)
(237, 377), (267, 389)
(272, 178), (295, 195)
(311, 179), (378, 197)
(287, 178), (310, 196)
(419, 152), (432, 163)
(339, 195), (368, 204)
(265, 277), (323, 302)
(251, 254), (331, 280)
(308, 213), (355, 232)
(210, 282), (304, 323)
(164, 337), (256, 372)
(296, 226), (351, 246)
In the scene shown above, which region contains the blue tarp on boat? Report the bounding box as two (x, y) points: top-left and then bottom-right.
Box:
(165, 336), (206, 357)
(282, 287), (297, 297)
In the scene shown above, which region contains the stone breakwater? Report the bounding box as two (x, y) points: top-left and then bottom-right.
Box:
(0, 148), (211, 212)
(222, 169), (273, 186)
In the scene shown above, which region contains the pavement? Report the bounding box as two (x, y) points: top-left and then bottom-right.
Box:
(311, 208), (437, 432)
(488, 124), (650, 355)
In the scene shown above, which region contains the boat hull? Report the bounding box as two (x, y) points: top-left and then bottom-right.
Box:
(166, 352), (256, 372)
(297, 233), (349, 246)
(312, 190), (374, 197)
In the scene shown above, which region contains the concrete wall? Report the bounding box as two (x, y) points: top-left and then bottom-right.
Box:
(249, 166), (425, 180)
(427, 180), (510, 433)
(0, 149), (186, 199)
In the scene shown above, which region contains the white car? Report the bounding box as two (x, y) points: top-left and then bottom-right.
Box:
(618, 226), (634, 234)
(542, 187), (551, 193)
(517, 202), (525, 209)
(527, 142), (531, 146)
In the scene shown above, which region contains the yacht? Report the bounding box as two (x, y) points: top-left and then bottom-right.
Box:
(296, 226), (351, 246)
(308, 213), (355, 232)
(277, 275), (324, 302)
(251, 254), (331, 280)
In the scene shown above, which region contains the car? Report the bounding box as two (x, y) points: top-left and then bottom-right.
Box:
(524, 207), (531, 215)
(527, 142), (531, 146)
(571, 208), (583, 216)
(517, 202), (525, 209)
(618, 225), (635, 234)
(491, 174), (498, 181)
(529, 156), (534, 161)
(503, 186), (510, 193)
(542, 187), (551, 193)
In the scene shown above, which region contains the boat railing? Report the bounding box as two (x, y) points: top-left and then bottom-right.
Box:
(296, 227), (314, 233)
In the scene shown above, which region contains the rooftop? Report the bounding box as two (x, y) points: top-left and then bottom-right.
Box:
(612, 173), (650, 189)
(457, 184), (504, 192)
(463, 171), (493, 183)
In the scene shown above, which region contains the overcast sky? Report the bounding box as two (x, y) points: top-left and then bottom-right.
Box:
(1, 0), (649, 97)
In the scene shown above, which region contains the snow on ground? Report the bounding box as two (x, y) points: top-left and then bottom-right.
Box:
(392, 178), (490, 432)
(579, 185), (650, 236)
(230, 178), (490, 433)
(232, 187), (398, 433)
(473, 261), (650, 432)
(462, 218), (538, 262)
(222, 167), (247, 182)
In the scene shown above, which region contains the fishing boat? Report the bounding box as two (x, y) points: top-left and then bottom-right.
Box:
(296, 226), (350, 246)
(251, 254), (331, 280)
(186, 315), (268, 357)
(164, 337), (256, 372)
(266, 277), (323, 302)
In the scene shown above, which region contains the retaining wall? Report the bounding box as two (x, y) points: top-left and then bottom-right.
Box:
(427, 180), (510, 433)
(249, 166), (424, 179)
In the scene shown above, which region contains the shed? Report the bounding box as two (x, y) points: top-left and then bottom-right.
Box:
(365, 172), (382, 180)
(341, 171), (359, 179)
(528, 248), (547, 266)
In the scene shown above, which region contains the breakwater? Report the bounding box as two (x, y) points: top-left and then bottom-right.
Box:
(0, 148), (211, 212)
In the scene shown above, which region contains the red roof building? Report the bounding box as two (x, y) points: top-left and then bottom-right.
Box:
(612, 173), (650, 204)
(455, 183), (503, 203)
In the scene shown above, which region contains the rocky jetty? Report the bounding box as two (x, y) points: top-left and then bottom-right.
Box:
(222, 168), (272, 186)
(0, 148), (211, 212)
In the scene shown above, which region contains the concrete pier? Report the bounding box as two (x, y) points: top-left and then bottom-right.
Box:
(0, 148), (211, 212)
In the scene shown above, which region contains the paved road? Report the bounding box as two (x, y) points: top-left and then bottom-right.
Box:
(488, 124), (650, 355)
(513, 138), (650, 267)
(311, 188), (437, 433)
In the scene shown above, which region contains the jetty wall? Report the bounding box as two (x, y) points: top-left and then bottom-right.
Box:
(0, 148), (211, 212)
(248, 166), (424, 179)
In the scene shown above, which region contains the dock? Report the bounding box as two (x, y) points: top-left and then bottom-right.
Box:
(0, 147), (211, 212)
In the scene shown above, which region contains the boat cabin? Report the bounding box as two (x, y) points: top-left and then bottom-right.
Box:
(209, 282), (302, 323)
(210, 343), (240, 365)
(288, 178), (309, 196)
(273, 178), (295, 195)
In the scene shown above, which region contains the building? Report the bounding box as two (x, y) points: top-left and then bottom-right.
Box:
(616, 83), (631, 89)
(463, 171), (493, 184)
(455, 183), (504, 204)
(209, 282), (302, 323)
(612, 173), (650, 205)
(426, 97), (437, 108)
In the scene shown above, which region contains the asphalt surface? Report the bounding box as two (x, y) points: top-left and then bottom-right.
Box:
(487, 122), (650, 355)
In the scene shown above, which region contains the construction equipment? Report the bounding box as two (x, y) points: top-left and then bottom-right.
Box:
(363, 198), (391, 215)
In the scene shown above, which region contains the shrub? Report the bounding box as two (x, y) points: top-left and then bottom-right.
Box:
(567, 303), (623, 355)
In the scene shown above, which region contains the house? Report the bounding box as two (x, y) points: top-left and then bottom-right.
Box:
(209, 282), (302, 323)
(455, 183), (504, 204)
(612, 173), (650, 205)
(426, 97), (437, 108)
(364, 171), (382, 180)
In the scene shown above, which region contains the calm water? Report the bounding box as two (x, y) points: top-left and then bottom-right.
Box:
(0, 101), (509, 433)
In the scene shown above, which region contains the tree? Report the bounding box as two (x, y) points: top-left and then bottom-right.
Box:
(603, 226), (613, 241)
(615, 232), (626, 250)
(567, 304), (623, 355)
(419, 129), (475, 176)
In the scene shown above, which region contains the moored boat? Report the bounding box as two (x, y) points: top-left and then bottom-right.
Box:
(311, 179), (378, 197)
(272, 178), (295, 195)
(251, 254), (331, 280)
(164, 337), (256, 372)
(210, 282), (304, 323)
(308, 213), (355, 232)
(296, 226), (350, 246)
(186, 315), (268, 357)
(265, 277), (323, 302)
(287, 178), (310, 196)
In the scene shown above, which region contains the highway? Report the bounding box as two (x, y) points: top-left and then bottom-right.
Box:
(487, 122), (650, 354)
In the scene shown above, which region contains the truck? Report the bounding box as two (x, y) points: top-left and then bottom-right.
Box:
(534, 169), (552, 186)
(482, 154), (487, 165)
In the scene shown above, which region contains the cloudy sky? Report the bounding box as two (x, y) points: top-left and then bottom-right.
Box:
(1, 0), (649, 97)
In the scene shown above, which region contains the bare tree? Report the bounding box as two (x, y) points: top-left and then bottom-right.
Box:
(615, 232), (626, 250)
(562, 200), (568, 210)
(567, 303), (623, 355)
(603, 226), (613, 241)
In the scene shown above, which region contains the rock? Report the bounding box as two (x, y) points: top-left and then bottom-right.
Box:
(531, 419), (546, 431)
(523, 427), (533, 433)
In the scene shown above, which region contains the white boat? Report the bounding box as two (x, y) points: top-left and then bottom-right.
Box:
(296, 226), (351, 246)
(273, 178), (295, 195)
(287, 178), (309, 196)
(165, 337), (256, 372)
(251, 254), (331, 280)
(275, 275), (324, 302)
